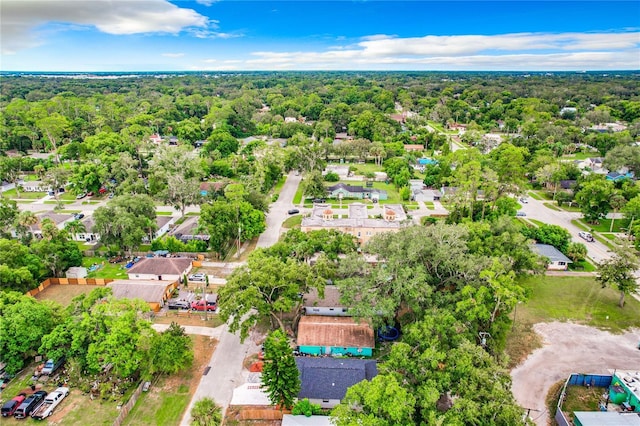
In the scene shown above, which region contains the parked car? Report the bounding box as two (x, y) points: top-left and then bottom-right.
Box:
(516, 211), (526, 217)
(188, 273), (206, 282)
(191, 296), (217, 311)
(1, 394), (26, 417)
(86, 191), (94, 196)
(288, 209), (300, 215)
(168, 300), (190, 310)
(42, 357), (65, 375)
(312, 198), (326, 203)
(109, 255), (124, 264)
(578, 231), (594, 242)
(14, 391), (47, 419)
(519, 197), (529, 204)
(31, 387), (69, 420)
(75, 193), (86, 199)
(73, 213), (84, 220)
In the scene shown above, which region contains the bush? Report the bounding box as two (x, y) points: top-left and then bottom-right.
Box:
(324, 171), (340, 182)
(272, 193), (279, 202)
(421, 216), (438, 226)
(292, 398), (322, 417)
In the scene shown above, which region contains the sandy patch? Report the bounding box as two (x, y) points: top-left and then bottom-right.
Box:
(510, 322), (639, 425)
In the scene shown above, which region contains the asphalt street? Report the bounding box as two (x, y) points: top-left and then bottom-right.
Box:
(256, 171), (302, 248)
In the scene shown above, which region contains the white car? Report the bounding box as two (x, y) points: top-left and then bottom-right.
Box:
(578, 231), (594, 242)
(519, 197), (528, 204)
(188, 273), (206, 282)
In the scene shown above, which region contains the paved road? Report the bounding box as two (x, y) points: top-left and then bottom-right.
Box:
(180, 324), (260, 425)
(519, 196), (611, 263)
(256, 172), (301, 248)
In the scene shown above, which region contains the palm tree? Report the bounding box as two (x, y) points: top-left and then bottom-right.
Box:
(15, 210), (38, 241)
(190, 398), (222, 426)
(64, 220), (86, 240)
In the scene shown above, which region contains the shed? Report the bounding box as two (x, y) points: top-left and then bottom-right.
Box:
(107, 279), (177, 312)
(296, 357), (377, 408)
(65, 266), (88, 279)
(531, 244), (572, 271)
(297, 316), (374, 357)
(303, 285), (348, 316)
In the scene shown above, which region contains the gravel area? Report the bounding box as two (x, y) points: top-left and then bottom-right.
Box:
(511, 322), (640, 425)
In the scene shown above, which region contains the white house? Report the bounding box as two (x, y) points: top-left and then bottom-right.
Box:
(127, 257), (193, 281)
(532, 244), (572, 271)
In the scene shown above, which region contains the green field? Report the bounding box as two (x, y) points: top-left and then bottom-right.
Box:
(124, 383), (190, 426)
(577, 218), (630, 233)
(517, 275), (640, 332)
(282, 215), (303, 228)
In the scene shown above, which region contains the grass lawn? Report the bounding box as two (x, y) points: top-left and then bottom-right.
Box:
(578, 218), (630, 233)
(506, 275), (640, 368)
(424, 202), (435, 210)
(156, 211), (173, 216)
(60, 192), (79, 201)
(282, 215), (303, 228)
(343, 162), (384, 175)
(528, 218), (546, 227)
(82, 256), (129, 279)
(569, 260), (596, 272)
(21, 174), (40, 181)
(293, 183), (304, 204)
(571, 219), (590, 231)
(3, 189), (47, 199)
(44, 200), (75, 204)
(543, 202), (562, 211)
(517, 275), (640, 332)
(271, 175), (287, 196)
(123, 335), (217, 426)
(557, 204), (582, 213)
(186, 212), (199, 216)
(527, 191), (544, 201)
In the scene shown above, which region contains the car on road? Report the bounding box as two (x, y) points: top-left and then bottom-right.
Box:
(288, 209), (300, 215)
(1, 394), (26, 417)
(516, 211), (527, 217)
(168, 300), (190, 310)
(578, 231), (594, 242)
(75, 193), (87, 199)
(519, 197), (529, 204)
(73, 213), (84, 220)
(188, 272), (206, 282)
(312, 198), (326, 203)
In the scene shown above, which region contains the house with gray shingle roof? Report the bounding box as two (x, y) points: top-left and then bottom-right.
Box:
(295, 357), (377, 409)
(532, 244), (572, 271)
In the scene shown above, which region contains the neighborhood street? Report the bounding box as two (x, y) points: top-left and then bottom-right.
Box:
(257, 172), (301, 248)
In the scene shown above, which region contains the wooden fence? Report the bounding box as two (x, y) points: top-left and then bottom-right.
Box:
(27, 278), (114, 297)
(112, 380), (147, 426)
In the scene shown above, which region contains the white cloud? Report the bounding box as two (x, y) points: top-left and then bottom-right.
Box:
(235, 31), (640, 71)
(195, 0), (219, 6)
(162, 53), (185, 58)
(1, 0), (210, 54)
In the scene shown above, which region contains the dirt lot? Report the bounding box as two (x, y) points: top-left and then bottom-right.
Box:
(34, 284), (103, 305)
(510, 322), (640, 425)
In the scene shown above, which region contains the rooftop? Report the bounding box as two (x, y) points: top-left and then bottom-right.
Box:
(532, 244), (573, 263)
(301, 203), (406, 229)
(573, 412), (640, 426)
(303, 285), (343, 308)
(127, 257), (192, 276)
(297, 316), (374, 348)
(295, 357), (377, 400)
(108, 279), (175, 303)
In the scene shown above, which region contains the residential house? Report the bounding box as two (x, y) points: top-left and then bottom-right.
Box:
(403, 144), (424, 152)
(143, 216), (175, 243)
(303, 285), (349, 316)
(296, 315), (375, 357)
(589, 123), (628, 133)
(127, 257), (193, 281)
(532, 244), (572, 271)
(23, 212), (73, 239)
(326, 183), (388, 201)
(168, 216), (210, 243)
(73, 216), (100, 242)
(301, 203), (406, 245)
(108, 279), (178, 312)
(606, 171), (634, 182)
(20, 180), (49, 192)
(199, 181), (226, 197)
(149, 134), (163, 144)
(167, 135), (179, 145)
(295, 357), (377, 409)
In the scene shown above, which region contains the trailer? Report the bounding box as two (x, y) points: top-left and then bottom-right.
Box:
(31, 387), (69, 420)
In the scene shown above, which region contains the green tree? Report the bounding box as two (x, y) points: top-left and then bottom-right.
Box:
(0, 292), (61, 374)
(261, 329), (300, 410)
(331, 375), (416, 426)
(218, 249), (322, 341)
(42, 166), (70, 209)
(596, 248), (639, 308)
(0, 198), (19, 236)
(566, 242), (587, 263)
(609, 193), (627, 232)
(302, 171), (326, 200)
(575, 178), (614, 223)
(148, 322), (193, 376)
(190, 397), (222, 426)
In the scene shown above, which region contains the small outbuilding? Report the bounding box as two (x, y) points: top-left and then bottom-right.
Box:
(65, 266), (88, 279)
(297, 316), (374, 357)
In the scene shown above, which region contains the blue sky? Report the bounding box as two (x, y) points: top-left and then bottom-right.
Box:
(1, 1), (639, 71)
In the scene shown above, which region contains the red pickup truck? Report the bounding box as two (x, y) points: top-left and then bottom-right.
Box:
(190, 296), (217, 312)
